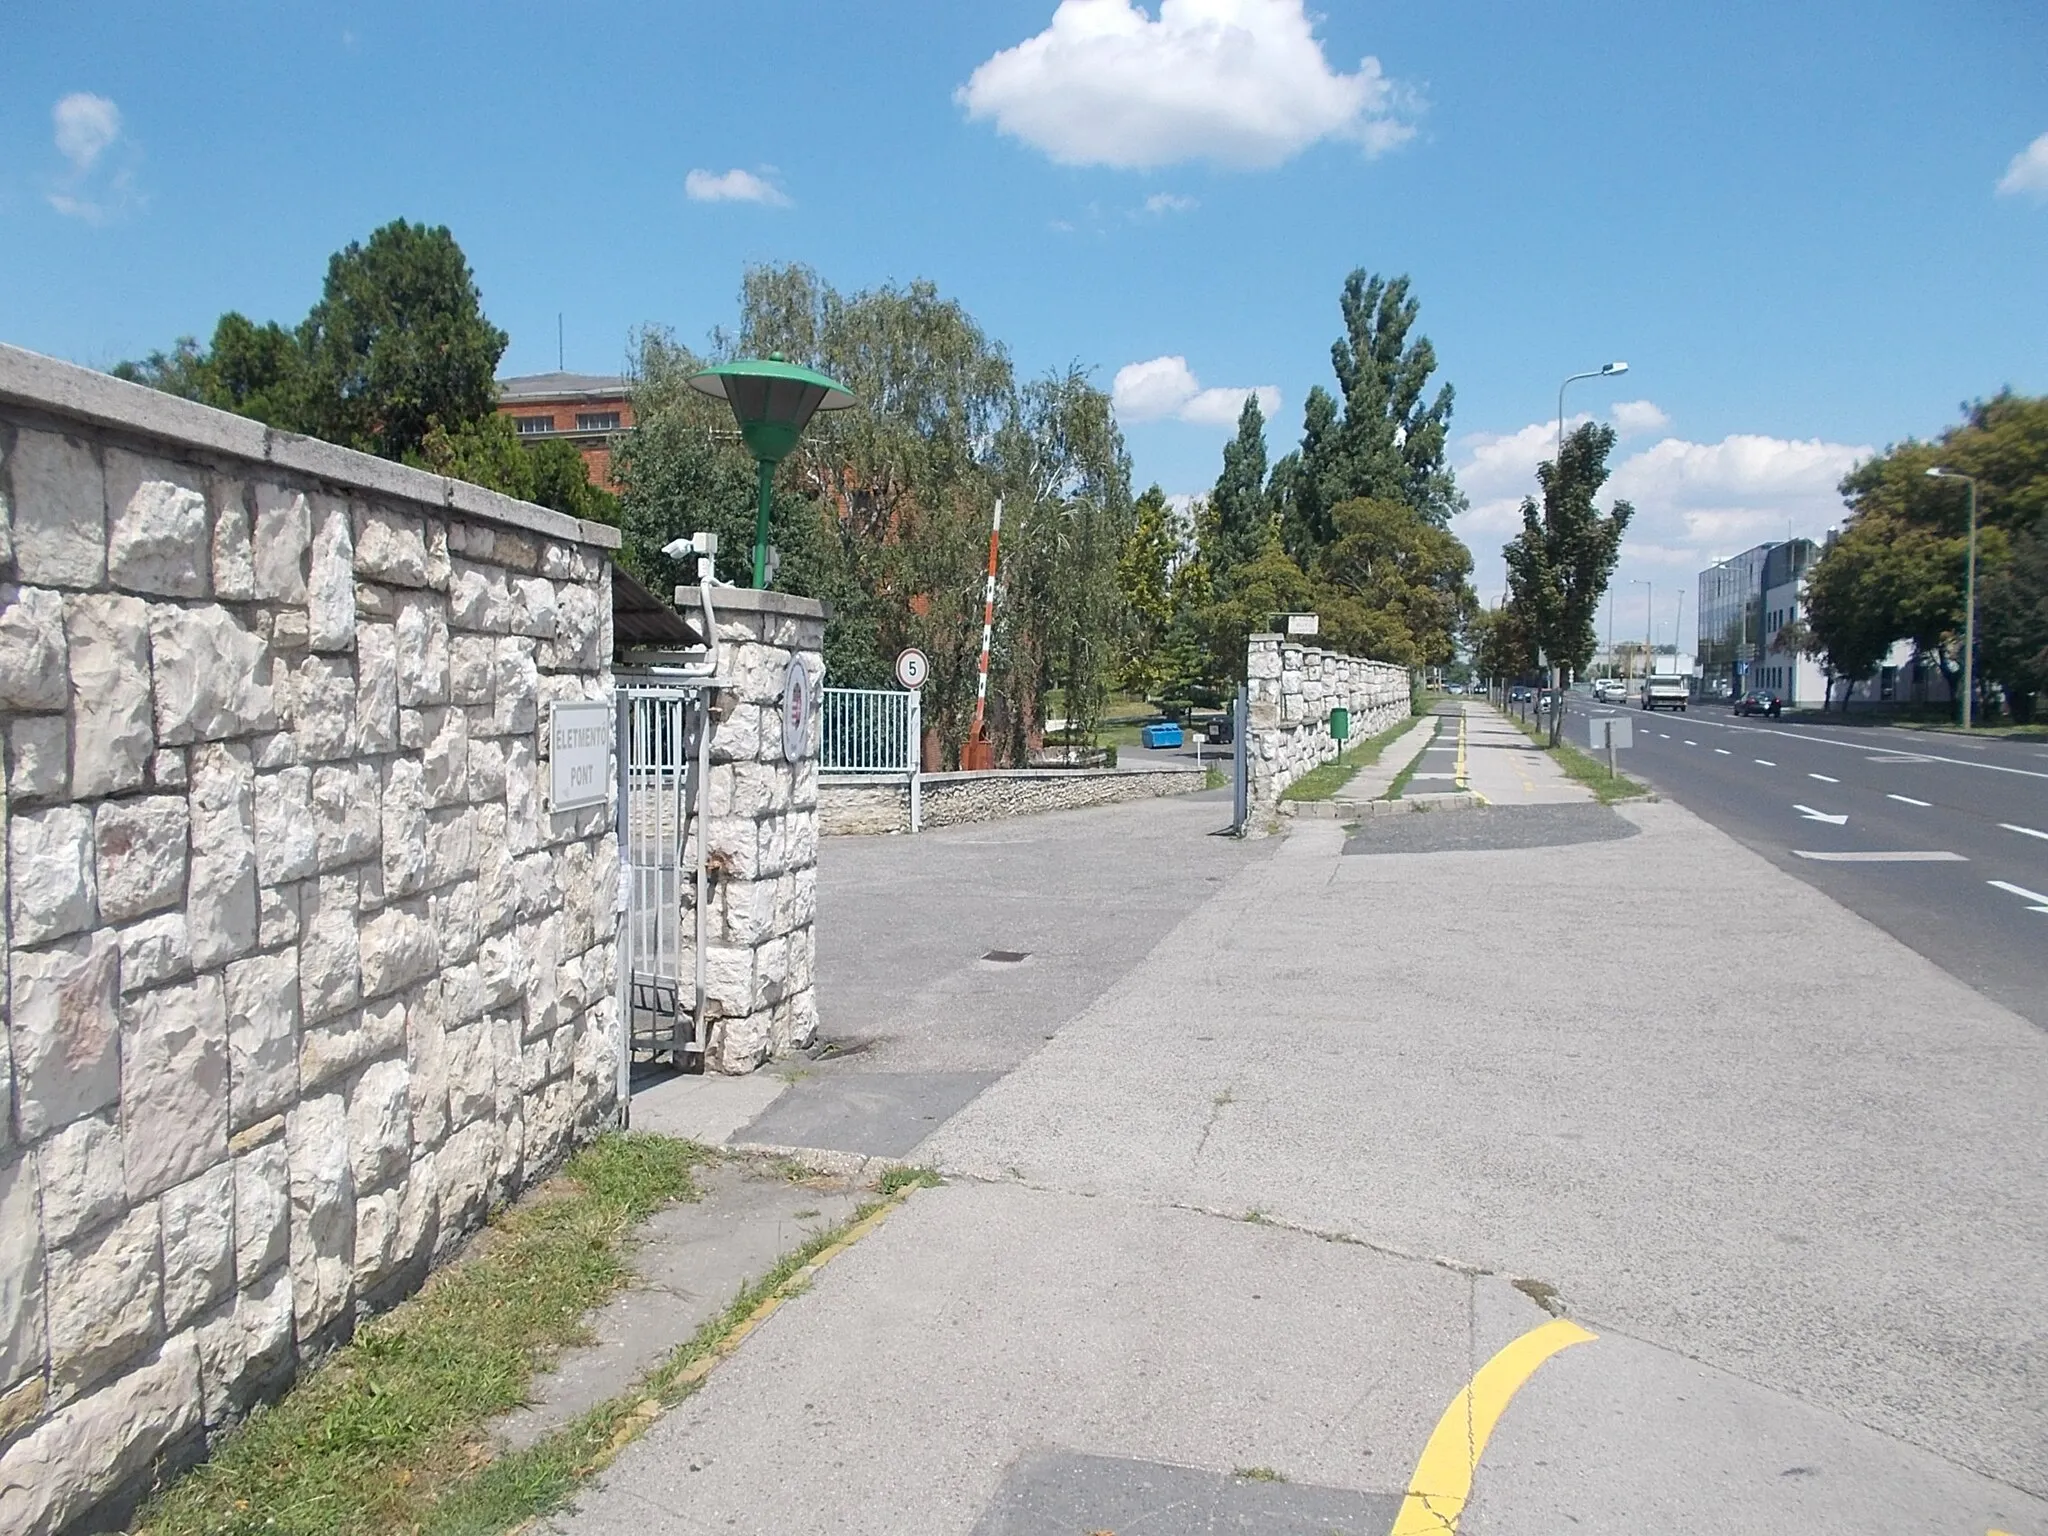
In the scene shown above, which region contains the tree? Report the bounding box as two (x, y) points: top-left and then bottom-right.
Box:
(1978, 526), (2048, 722)
(1282, 270), (1463, 563)
(1314, 496), (1475, 667)
(1470, 604), (1535, 685)
(1503, 422), (1633, 742)
(1116, 486), (1176, 693)
(1209, 395), (1272, 586)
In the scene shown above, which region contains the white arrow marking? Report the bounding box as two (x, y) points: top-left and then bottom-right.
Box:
(1988, 879), (2048, 913)
(1794, 804), (1848, 825)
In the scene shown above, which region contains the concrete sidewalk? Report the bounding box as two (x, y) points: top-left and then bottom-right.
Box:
(555, 787), (2047, 1534)
(1459, 698), (1592, 804)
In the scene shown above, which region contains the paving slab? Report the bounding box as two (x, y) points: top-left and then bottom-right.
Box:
(1460, 699), (1592, 804)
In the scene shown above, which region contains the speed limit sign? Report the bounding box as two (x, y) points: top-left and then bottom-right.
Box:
(894, 647), (929, 690)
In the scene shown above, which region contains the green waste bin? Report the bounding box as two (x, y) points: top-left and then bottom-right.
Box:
(1329, 707), (1351, 743)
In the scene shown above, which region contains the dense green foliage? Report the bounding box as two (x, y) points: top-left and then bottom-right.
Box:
(613, 265), (1133, 763)
(1803, 391), (2046, 719)
(114, 220), (614, 524)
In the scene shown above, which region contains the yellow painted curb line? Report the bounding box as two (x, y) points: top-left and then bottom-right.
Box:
(1388, 1317), (1597, 1535)
(1454, 711), (1469, 791)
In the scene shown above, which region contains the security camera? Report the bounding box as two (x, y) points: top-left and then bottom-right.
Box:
(661, 531), (719, 562)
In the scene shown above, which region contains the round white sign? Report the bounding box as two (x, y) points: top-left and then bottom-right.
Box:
(781, 655), (811, 763)
(894, 647), (930, 691)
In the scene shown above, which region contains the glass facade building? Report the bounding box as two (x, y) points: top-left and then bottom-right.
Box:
(1697, 539), (1818, 698)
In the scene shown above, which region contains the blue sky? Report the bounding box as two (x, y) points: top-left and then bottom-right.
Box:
(6, 0), (2044, 648)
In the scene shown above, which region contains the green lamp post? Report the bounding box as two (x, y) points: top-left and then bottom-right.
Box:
(687, 353), (856, 588)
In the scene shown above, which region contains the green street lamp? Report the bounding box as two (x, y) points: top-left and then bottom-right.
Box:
(687, 353), (856, 588)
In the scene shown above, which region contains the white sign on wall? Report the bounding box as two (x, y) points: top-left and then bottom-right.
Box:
(549, 700), (611, 812)
(1285, 612), (1320, 636)
(781, 656), (812, 763)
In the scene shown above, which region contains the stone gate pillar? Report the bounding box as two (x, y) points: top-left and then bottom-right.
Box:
(673, 586), (825, 1073)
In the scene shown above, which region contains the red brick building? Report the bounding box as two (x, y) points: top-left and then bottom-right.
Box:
(495, 372), (634, 487)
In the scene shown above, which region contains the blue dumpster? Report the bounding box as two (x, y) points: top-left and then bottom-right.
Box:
(1140, 721), (1184, 749)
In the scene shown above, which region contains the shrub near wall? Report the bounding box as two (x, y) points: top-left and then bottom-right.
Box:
(0, 346), (623, 1536)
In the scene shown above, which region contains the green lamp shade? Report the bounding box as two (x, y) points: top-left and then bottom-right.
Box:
(687, 355), (855, 463)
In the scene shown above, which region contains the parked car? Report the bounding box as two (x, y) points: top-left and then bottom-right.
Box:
(1537, 689), (1561, 713)
(1733, 690), (1782, 718)
(1445, 683), (1465, 695)
(1509, 686), (1533, 703)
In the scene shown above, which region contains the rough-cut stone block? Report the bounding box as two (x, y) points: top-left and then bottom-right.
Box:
(187, 743), (259, 969)
(380, 755), (429, 897)
(299, 997), (402, 1098)
(434, 1120), (494, 1251)
(212, 485), (254, 600)
(524, 1077), (575, 1174)
(7, 428), (105, 588)
(299, 873), (361, 1024)
(253, 765), (319, 887)
(346, 1057), (411, 1191)
(259, 880), (302, 949)
(395, 591), (450, 705)
(359, 903), (438, 999)
(0, 1332), (201, 1536)
(121, 973), (230, 1199)
(420, 705), (469, 808)
(493, 637), (538, 734)
(150, 746), (188, 788)
(449, 633), (495, 705)
(195, 1264), (291, 1432)
(5, 715), (68, 803)
(46, 1203), (162, 1395)
(709, 700), (762, 763)
(252, 486), (311, 602)
(518, 916), (561, 1040)
(443, 1021), (496, 1130)
(356, 621), (398, 751)
(160, 1162), (235, 1330)
(34, 1113), (126, 1246)
(105, 454), (210, 597)
(150, 603), (277, 745)
(504, 736), (540, 854)
(510, 576), (557, 638)
(407, 1006), (451, 1149)
(0, 1151), (48, 1393)
(9, 804), (97, 946)
(426, 805), (478, 893)
(225, 948), (300, 1130)
(233, 1138), (290, 1280)
(467, 734), (507, 804)
(287, 654), (357, 761)
(311, 761), (379, 871)
(94, 795), (189, 923)
(286, 1092), (353, 1341)
(307, 498), (355, 651)
(65, 592), (152, 797)
(544, 580), (602, 670)
(0, 584), (69, 710)
(118, 912), (191, 996)
(353, 505), (429, 587)
(447, 561), (512, 632)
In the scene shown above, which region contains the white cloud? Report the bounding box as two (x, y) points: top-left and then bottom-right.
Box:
(48, 93), (139, 223)
(1112, 354), (1278, 427)
(1996, 131), (2048, 199)
(1143, 191), (1198, 214)
(684, 167), (792, 207)
(1610, 399), (1671, 436)
(957, 0), (1416, 170)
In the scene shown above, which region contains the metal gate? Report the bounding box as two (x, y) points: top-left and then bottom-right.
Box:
(615, 678), (707, 1070)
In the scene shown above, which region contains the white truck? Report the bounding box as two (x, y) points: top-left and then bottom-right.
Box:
(1640, 671), (1690, 711)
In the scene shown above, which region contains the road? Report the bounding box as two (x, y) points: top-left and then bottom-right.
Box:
(1558, 692), (2048, 1027)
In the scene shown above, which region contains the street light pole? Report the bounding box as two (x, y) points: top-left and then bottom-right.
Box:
(1926, 467), (1981, 729)
(1632, 578), (1651, 700)
(1547, 362), (1630, 736)
(1558, 361), (1630, 461)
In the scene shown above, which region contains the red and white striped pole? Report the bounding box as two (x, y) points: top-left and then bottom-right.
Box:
(968, 498), (1002, 754)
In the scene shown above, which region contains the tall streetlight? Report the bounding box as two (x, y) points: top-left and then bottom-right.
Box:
(1926, 466), (1980, 729)
(1558, 361), (1629, 459)
(688, 353), (856, 588)
(1632, 578), (1652, 692)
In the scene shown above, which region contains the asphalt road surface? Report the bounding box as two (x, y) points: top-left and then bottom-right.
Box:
(1558, 693), (2048, 1027)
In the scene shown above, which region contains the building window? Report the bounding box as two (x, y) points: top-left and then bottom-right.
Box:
(514, 416), (555, 435)
(575, 412), (621, 432)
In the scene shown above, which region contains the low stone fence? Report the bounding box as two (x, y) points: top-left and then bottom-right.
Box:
(820, 764), (1205, 835)
(0, 345), (622, 1535)
(1247, 633), (1410, 805)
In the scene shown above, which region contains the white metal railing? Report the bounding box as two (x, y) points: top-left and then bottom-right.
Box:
(821, 686), (922, 831)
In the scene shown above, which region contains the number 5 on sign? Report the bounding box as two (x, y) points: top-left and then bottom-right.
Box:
(895, 647), (928, 691)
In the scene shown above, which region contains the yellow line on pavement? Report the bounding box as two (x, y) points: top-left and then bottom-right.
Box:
(1388, 1317), (1597, 1535)
(1454, 710), (1468, 790)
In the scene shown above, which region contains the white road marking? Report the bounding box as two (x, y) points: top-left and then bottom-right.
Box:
(1684, 740), (1698, 747)
(1887, 794), (1931, 807)
(2001, 823), (2048, 842)
(1794, 850), (1967, 863)
(1714, 748), (1731, 755)
(1755, 758), (1776, 766)
(1808, 773), (1839, 783)
(1867, 753), (1934, 764)
(1988, 879), (2048, 913)
(1711, 723), (2048, 780)
(1793, 804), (1849, 825)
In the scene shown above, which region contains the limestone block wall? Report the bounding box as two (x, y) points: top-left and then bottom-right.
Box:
(0, 345), (623, 1536)
(818, 765), (1206, 835)
(1246, 633), (1411, 805)
(675, 587), (823, 1076)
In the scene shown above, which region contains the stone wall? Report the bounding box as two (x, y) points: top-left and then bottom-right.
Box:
(819, 764), (1206, 836)
(673, 587), (822, 1076)
(1246, 633), (1410, 805)
(0, 344), (624, 1536)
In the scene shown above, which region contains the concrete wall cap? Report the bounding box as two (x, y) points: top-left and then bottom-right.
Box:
(674, 585), (831, 622)
(0, 342), (618, 552)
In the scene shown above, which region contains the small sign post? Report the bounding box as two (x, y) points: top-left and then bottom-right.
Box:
(1587, 714), (1634, 777)
(549, 700), (611, 812)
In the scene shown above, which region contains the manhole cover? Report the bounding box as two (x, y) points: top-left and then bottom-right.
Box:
(981, 950), (1030, 963)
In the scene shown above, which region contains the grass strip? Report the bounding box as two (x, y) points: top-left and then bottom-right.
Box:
(140, 1134), (710, 1536)
(1281, 714), (1423, 802)
(1379, 718), (1439, 801)
(1506, 714), (1649, 803)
